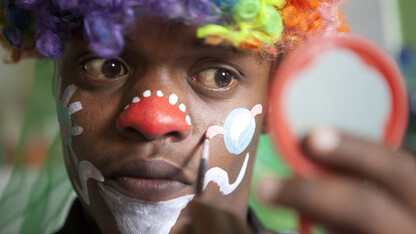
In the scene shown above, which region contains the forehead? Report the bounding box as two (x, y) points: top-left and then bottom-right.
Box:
(124, 17), (244, 58)
(130, 18), (197, 44)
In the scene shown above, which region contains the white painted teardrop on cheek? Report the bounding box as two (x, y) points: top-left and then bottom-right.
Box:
(169, 94), (178, 105)
(143, 90), (151, 97)
(186, 115), (191, 126)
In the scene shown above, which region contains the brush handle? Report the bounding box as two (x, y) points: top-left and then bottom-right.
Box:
(196, 139), (210, 195)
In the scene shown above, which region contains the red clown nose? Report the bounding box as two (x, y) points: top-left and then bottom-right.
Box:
(117, 95), (190, 136)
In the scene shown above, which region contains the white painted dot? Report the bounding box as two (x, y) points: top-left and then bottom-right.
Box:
(169, 94), (178, 105)
(157, 90), (164, 97)
(143, 90), (151, 97)
(72, 126), (84, 136)
(124, 105), (130, 110)
(132, 96), (140, 103)
(186, 115), (191, 126)
(179, 104), (186, 112)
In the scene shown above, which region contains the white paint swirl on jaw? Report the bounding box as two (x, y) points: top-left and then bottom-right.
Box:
(203, 153), (249, 195)
(99, 184), (194, 234)
(74, 161), (104, 205)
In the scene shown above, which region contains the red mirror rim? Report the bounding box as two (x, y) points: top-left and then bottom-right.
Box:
(268, 35), (409, 178)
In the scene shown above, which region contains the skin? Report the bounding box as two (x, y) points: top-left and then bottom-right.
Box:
(57, 17), (272, 233)
(257, 128), (416, 234)
(55, 15), (416, 234)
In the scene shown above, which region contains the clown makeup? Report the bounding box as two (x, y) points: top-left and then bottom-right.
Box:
(201, 104), (262, 195)
(57, 84), (104, 205)
(203, 152), (250, 195)
(207, 104), (263, 154)
(99, 184), (194, 234)
(118, 90), (191, 137)
(58, 19), (272, 233)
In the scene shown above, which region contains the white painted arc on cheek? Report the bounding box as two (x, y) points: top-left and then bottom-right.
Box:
(62, 84), (78, 106)
(203, 153), (249, 195)
(74, 160), (104, 205)
(68, 101), (83, 115)
(99, 184), (195, 234)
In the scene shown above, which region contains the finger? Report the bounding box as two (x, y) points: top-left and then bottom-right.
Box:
(187, 199), (252, 234)
(258, 177), (416, 234)
(303, 127), (416, 212)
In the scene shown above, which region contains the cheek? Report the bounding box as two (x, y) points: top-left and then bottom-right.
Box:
(60, 89), (122, 162)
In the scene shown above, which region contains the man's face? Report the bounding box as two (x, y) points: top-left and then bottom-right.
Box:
(57, 17), (272, 233)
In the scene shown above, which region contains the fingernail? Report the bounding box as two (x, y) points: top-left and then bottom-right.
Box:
(257, 177), (282, 203)
(310, 126), (340, 154)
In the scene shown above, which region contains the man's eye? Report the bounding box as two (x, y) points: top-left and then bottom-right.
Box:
(194, 68), (237, 89)
(83, 58), (127, 79)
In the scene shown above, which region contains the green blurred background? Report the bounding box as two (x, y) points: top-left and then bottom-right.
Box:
(0, 0), (415, 233)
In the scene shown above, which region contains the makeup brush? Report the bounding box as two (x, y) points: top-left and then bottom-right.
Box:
(196, 138), (210, 195)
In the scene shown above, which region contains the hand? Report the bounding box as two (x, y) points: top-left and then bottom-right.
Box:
(178, 198), (253, 234)
(258, 127), (416, 234)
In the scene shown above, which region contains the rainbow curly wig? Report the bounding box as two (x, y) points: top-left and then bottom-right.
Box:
(0, 0), (349, 61)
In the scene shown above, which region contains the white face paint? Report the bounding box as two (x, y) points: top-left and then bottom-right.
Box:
(203, 153), (249, 195)
(208, 104), (262, 154)
(99, 184), (194, 234)
(74, 161), (104, 205)
(56, 84), (200, 234)
(58, 84), (103, 205)
(201, 104), (261, 195)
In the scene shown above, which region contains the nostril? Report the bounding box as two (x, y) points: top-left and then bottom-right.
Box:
(125, 127), (137, 134)
(164, 131), (183, 140)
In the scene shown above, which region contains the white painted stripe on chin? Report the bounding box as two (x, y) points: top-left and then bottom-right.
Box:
(203, 153), (249, 195)
(99, 184), (195, 234)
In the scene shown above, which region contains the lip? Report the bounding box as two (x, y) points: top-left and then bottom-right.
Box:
(105, 157), (195, 202)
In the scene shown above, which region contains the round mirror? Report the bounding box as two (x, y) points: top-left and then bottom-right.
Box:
(269, 35), (409, 177)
